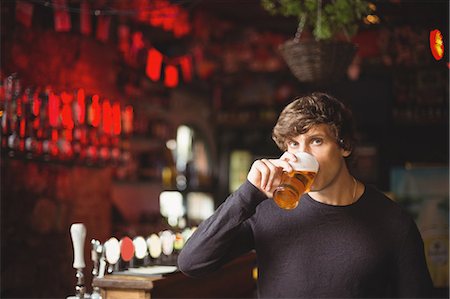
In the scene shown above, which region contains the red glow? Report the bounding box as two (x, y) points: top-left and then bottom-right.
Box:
(16, 97), (23, 118)
(51, 129), (58, 156)
(51, 129), (58, 142)
(164, 65), (178, 88)
(76, 89), (86, 124)
(61, 92), (74, 129)
(53, 0), (72, 32)
(32, 92), (41, 116)
(118, 25), (130, 56)
(180, 56), (193, 82)
(102, 100), (113, 135)
(80, 0), (92, 35)
(64, 129), (73, 142)
(112, 103), (121, 135)
(146, 48), (163, 81)
(430, 29), (444, 61)
(15, 0), (34, 28)
(49, 92), (60, 128)
(19, 119), (26, 138)
(140, 0), (190, 37)
(61, 106), (74, 129)
(123, 106), (133, 135)
(33, 117), (40, 130)
(60, 92), (72, 104)
(96, 15), (111, 42)
(173, 10), (191, 37)
(132, 31), (145, 50)
(162, 6), (177, 31)
(89, 95), (101, 127)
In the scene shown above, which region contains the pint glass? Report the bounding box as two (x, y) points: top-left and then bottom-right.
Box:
(273, 152), (319, 210)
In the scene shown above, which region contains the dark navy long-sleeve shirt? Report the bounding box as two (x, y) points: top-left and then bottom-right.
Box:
(178, 180), (433, 298)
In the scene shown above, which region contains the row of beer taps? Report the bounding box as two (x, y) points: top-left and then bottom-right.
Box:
(68, 223), (196, 299)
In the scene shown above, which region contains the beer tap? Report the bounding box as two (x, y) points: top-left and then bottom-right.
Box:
(133, 236), (148, 268)
(90, 239), (102, 299)
(104, 237), (120, 273)
(69, 223), (87, 299)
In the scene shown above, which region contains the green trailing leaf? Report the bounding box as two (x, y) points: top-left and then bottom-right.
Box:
(261, 0), (371, 40)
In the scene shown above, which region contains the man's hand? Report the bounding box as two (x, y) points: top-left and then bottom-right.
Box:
(247, 152), (297, 198)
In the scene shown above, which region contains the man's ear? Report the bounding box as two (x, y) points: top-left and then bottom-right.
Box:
(339, 139), (352, 158)
(342, 149), (352, 158)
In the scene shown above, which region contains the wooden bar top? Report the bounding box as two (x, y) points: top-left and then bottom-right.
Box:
(93, 252), (257, 298)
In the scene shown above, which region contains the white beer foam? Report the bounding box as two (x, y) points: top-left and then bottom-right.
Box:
(290, 152), (319, 172)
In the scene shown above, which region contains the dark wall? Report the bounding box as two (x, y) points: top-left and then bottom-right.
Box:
(1, 159), (113, 298)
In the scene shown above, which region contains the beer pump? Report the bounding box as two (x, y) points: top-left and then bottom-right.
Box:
(90, 239), (103, 299)
(68, 223), (87, 299)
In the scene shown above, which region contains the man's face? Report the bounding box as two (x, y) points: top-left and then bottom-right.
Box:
(285, 124), (351, 192)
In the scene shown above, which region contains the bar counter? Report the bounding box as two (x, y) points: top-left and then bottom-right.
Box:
(92, 252), (257, 298)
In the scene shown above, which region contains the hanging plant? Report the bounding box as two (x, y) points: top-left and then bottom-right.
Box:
(261, 0), (370, 41)
(261, 0), (372, 82)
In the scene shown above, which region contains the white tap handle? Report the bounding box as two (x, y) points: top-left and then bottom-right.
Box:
(70, 223), (86, 269)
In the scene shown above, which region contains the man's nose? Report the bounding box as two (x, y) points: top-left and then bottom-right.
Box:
(298, 143), (310, 153)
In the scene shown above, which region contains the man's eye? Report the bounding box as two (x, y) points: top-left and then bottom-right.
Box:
(311, 138), (323, 145)
(287, 141), (298, 148)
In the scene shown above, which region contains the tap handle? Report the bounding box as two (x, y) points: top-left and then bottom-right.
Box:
(70, 223), (86, 269)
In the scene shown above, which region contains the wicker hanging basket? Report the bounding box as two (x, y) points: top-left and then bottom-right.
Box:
(279, 39), (357, 83)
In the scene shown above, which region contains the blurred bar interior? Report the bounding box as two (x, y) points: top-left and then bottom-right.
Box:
(0, 0), (448, 298)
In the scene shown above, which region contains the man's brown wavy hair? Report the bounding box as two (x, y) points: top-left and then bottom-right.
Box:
(272, 92), (356, 154)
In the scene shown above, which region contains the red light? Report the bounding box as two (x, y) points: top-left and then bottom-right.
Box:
(123, 106), (133, 135)
(32, 92), (41, 116)
(16, 96), (23, 118)
(112, 103), (121, 135)
(76, 89), (86, 124)
(89, 95), (101, 127)
(61, 105), (74, 129)
(61, 92), (74, 129)
(144, 0), (190, 37)
(132, 31), (145, 50)
(51, 129), (58, 142)
(180, 56), (193, 82)
(66, 129), (73, 142)
(19, 119), (26, 138)
(49, 92), (60, 128)
(102, 99), (112, 135)
(146, 48), (163, 81)
(164, 65), (178, 88)
(51, 129), (59, 156)
(430, 29), (444, 61)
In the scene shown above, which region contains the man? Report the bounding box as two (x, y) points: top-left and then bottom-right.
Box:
(178, 92), (432, 298)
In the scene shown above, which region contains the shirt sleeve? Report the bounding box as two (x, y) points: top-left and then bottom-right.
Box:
(177, 180), (267, 278)
(394, 219), (434, 298)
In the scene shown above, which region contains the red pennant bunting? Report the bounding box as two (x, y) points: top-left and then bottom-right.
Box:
(15, 0), (34, 28)
(180, 56), (193, 82)
(164, 65), (178, 88)
(52, 0), (71, 32)
(118, 25), (130, 57)
(96, 16), (111, 42)
(80, 0), (92, 35)
(146, 48), (163, 81)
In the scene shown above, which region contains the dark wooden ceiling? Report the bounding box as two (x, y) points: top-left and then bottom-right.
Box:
(189, 0), (449, 34)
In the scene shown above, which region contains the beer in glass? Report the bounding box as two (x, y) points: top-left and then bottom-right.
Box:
(273, 152), (319, 210)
